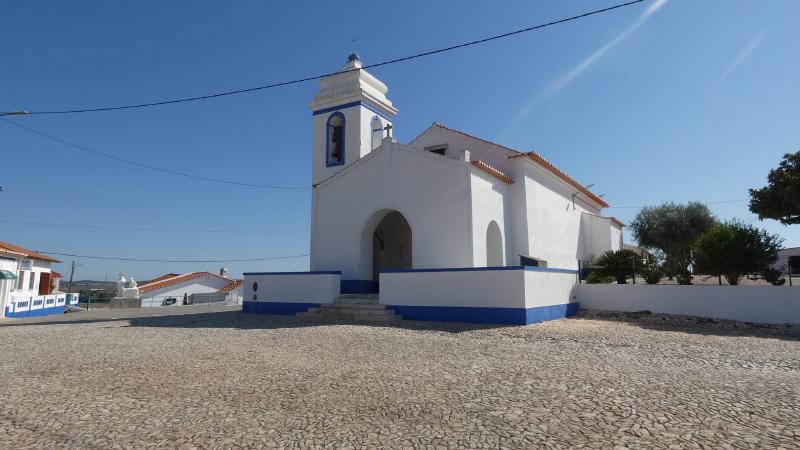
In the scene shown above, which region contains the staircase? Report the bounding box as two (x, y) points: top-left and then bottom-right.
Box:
(295, 294), (402, 323)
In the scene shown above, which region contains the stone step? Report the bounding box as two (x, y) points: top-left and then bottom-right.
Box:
(321, 307), (396, 316)
(323, 302), (386, 310)
(338, 293), (379, 300)
(333, 297), (379, 305)
(295, 309), (402, 323)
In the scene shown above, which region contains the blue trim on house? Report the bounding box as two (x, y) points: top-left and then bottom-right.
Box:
(243, 271), (341, 276)
(312, 100), (393, 121)
(5, 304), (65, 319)
(242, 301), (320, 315)
(341, 279), (378, 294)
(386, 303), (579, 325)
(380, 265), (578, 275)
(326, 111), (346, 167)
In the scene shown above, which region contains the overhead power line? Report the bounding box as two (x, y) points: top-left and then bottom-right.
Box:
(0, 219), (309, 234)
(1, 118), (308, 190)
(38, 251), (310, 263)
(13, 0), (646, 116)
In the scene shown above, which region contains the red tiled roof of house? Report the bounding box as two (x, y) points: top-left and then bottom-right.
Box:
(139, 273), (181, 286)
(219, 280), (242, 292)
(0, 241), (61, 263)
(138, 272), (235, 294)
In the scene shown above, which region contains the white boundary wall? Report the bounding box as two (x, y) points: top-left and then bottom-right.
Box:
(243, 272), (340, 304)
(576, 285), (800, 325)
(380, 269), (526, 308)
(380, 267), (578, 309)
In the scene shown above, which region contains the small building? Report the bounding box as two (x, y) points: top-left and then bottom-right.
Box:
(137, 269), (242, 307)
(775, 247), (800, 274)
(1, 240), (77, 318)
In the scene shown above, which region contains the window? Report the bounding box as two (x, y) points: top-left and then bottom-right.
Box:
(425, 145), (447, 156)
(29, 272), (35, 290)
(326, 112), (345, 166)
(17, 271), (24, 290)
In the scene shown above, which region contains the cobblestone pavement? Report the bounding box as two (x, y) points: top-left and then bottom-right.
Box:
(1, 306), (799, 449)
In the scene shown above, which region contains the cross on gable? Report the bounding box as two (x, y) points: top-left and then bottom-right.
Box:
(384, 123), (393, 138)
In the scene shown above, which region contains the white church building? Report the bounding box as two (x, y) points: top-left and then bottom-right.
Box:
(243, 54), (623, 325)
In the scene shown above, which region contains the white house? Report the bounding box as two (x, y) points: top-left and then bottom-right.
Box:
(243, 54), (623, 324)
(1, 240), (77, 318)
(137, 270), (242, 307)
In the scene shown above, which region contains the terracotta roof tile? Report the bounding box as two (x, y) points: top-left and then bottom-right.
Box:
(471, 160), (513, 184)
(0, 241), (61, 263)
(137, 272), (236, 294)
(219, 280), (242, 292)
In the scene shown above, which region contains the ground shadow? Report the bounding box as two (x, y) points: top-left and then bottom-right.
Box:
(572, 310), (800, 342)
(0, 307), (513, 334)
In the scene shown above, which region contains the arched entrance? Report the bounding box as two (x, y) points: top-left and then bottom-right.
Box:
(370, 210), (412, 283)
(486, 220), (504, 266)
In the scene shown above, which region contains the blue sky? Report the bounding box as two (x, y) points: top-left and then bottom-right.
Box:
(2, 0), (799, 280)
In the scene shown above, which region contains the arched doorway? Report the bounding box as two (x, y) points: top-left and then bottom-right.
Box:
(486, 220), (504, 266)
(370, 211), (412, 283)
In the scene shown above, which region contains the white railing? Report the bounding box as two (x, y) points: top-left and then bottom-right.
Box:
(6, 293), (80, 316)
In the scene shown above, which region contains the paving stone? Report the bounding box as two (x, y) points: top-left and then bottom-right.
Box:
(0, 305), (799, 449)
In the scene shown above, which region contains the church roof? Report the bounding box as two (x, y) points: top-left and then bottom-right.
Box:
(423, 123), (609, 208)
(471, 160), (513, 184)
(507, 152), (609, 208)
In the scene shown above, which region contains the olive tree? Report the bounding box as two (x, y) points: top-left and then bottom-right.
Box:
(630, 202), (716, 284)
(749, 151), (800, 225)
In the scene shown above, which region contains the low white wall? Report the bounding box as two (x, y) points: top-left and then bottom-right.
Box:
(576, 284), (800, 325)
(243, 272), (340, 303)
(524, 269), (579, 308)
(380, 268), (526, 308)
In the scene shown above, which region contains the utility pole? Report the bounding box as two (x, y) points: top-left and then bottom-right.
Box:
(68, 261), (76, 293)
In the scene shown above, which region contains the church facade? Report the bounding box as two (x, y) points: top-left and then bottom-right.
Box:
(243, 54), (622, 324)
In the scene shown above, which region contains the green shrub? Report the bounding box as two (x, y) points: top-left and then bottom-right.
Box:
(586, 270), (615, 284)
(591, 250), (639, 284)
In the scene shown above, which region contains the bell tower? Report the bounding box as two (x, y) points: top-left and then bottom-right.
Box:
(308, 53), (398, 185)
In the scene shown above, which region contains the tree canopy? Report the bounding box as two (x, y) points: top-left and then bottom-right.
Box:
(692, 220), (782, 285)
(629, 202), (716, 284)
(749, 151), (800, 225)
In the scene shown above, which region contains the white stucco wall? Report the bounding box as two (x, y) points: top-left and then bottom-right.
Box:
(511, 160), (605, 269)
(581, 213), (623, 263)
(140, 275), (232, 308)
(470, 169), (511, 267)
(243, 273), (340, 303)
(380, 269), (526, 308)
(380, 268), (578, 309)
(524, 269), (579, 308)
(311, 141), (474, 280)
(576, 284), (800, 324)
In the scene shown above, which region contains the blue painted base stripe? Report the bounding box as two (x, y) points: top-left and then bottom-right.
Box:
(341, 280), (378, 294)
(386, 303), (579, 325)
(5, 305), (65, 319)
(242, 301), (319, 315)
